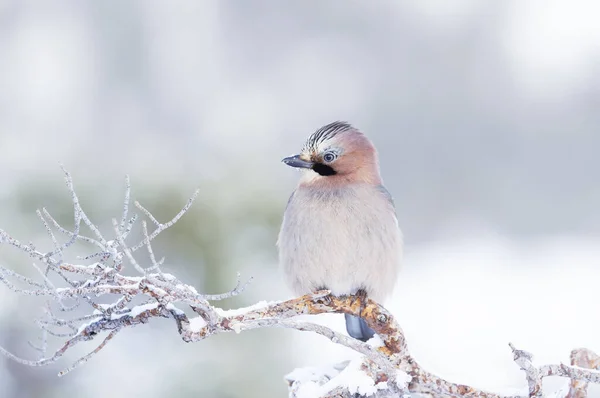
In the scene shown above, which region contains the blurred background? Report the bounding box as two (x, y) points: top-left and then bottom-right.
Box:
(1, 1), (600, 397)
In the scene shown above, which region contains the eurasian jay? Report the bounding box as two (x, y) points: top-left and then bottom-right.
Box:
(277, 121), (403, 341)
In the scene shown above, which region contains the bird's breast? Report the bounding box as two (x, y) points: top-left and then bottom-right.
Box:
(278, 185), (402, 301)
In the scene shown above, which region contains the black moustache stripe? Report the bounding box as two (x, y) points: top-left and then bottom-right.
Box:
(312, 163), (336, 176)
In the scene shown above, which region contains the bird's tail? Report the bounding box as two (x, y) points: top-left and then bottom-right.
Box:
(344, 314), (375, 342)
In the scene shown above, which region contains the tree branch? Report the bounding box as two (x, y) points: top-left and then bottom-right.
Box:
(566, 348), (600, 398)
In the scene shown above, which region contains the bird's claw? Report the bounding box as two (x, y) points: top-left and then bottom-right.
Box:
(355, 288), (368, 316)
(310, 289), (331, 300)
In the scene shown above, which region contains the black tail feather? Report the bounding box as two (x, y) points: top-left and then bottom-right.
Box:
(344, 314), (375, 342)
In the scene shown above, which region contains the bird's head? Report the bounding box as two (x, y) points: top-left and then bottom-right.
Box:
(282, 121), (381, 186)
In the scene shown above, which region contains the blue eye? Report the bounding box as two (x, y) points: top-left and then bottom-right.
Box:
(323, 152), (336, 163)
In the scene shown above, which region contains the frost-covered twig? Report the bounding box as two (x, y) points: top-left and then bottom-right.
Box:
(286, 356), (410, 398)
(508, 343), (600, 398)
(1, 169), (599, 398)
(510, 343), (543, 397)
(131, 190), (199, 252)
(0, 168), (207, 375)
(567, 348), (600, 398)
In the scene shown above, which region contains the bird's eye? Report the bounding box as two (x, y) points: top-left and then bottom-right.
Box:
(323, 152), (337, 163)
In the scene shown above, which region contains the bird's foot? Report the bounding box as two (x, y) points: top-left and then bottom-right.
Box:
(310, 287), (332, 304)
(310, 289), (331, 299)
(354, 288), (368, 317)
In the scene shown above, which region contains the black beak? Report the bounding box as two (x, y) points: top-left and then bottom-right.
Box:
(282, 155), (314, 169)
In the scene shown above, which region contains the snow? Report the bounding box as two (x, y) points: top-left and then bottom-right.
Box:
(187, 284), (198, 295)
(77, 317), (102, 334)
(174, 283), (195, 294)
(165, 303), (184, 315)
(214, 300), (275, 317)
(393, 370), (412, 390)
(287, 357), (409, 397)
(206, 300), (278, 334)
(285, 364), (340, 385)
(546, 387), (570, 398)
(189, 316), (208, 332)
(108, 303), (159, 321)
(366, 335), (384, 348)
(128, 302), (159, 318)
(145, 286), (167, 296)
(160, 273), (176, 281)
(330, 360), (384, 396)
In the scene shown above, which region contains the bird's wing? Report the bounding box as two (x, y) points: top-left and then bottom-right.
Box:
(376, 185), (400, 228)
(284, 189), (296, 213)
(376, 185), (396, 210)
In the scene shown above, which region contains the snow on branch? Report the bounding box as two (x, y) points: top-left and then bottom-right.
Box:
(0, 167), (599, 397)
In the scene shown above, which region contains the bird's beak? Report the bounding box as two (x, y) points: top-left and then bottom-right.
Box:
(282, 155), (314, 169)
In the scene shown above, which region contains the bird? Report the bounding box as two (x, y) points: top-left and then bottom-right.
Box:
(277, 121), (403, 342)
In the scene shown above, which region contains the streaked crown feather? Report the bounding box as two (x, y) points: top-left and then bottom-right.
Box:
(302, 121), (353, 153)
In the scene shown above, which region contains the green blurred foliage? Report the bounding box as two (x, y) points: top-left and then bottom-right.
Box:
(0, 174), (293, 398)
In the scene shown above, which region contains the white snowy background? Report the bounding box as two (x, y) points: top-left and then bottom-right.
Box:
(1, 1), (600, 397)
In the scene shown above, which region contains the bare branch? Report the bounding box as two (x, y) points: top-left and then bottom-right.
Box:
(112, 217), (145, 275)
(60, 165), (106, 246)
(134, 200), (160, 227)
(41, 207), (103, 250)
(567, 348), (600, 398)
(141, 220), (163, 275)
(118, 175), (131, 233)
(131, 189), (200, 252)
(0, 265), (46, 289)
(58, 329), (120, 377)
(201, 272), (253, 301)
(539, 363), (600, 384)
(35, 209), (60, 258)
(510, 343), (600, 398)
